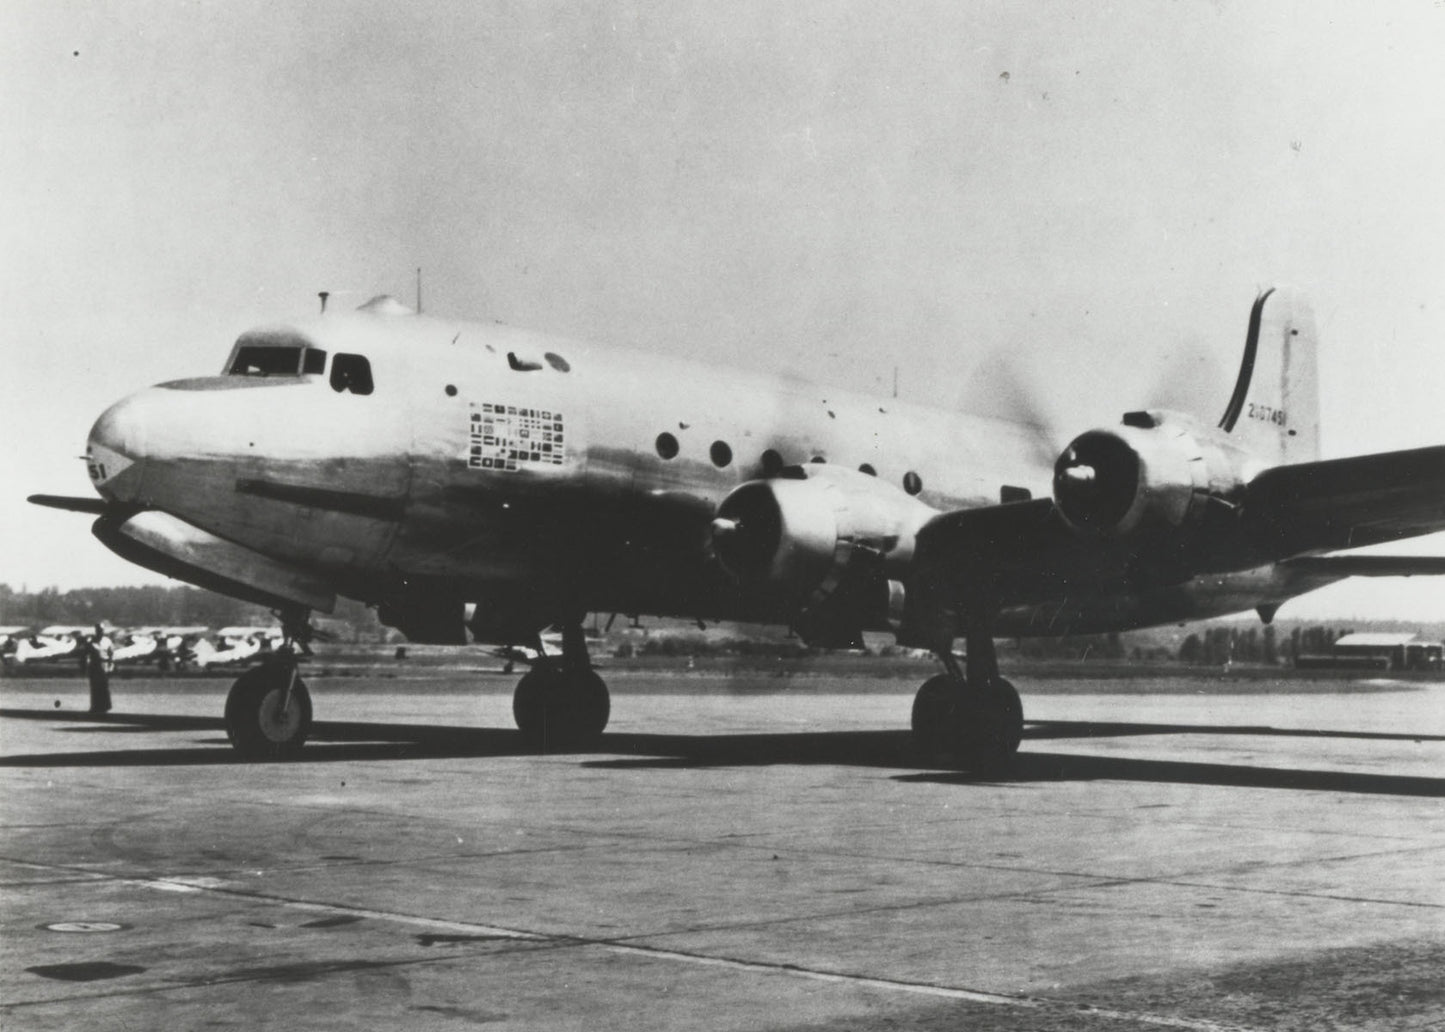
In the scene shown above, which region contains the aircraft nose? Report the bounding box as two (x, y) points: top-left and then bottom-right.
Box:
(87, 391), (151, 501)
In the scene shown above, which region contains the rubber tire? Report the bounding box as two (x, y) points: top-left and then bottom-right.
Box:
(513, 667), (610, 751)
(953, 677), (1023, 776)
(225, 665), (312, 760)
(910, 674), (958, 756)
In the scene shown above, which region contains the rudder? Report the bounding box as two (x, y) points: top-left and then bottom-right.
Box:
(1218, 287), (1320, 466)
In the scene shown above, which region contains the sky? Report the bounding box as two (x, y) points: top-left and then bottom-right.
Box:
(2, 0), (1442, 620)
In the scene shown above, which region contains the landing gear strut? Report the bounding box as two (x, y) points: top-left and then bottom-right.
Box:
(224, 609), (313, 760)
(910, 629), (1022, 774)
(512, 621), (609, 751)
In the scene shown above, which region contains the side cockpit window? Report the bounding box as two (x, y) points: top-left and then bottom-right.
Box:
(302, 348), (327, 375)
(330, 353), (373, 395)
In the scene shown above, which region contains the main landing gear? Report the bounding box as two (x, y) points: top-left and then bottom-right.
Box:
(224, 612), (313, 760)
(512, 622), (609, 751)
(910, 629), (1023, 775)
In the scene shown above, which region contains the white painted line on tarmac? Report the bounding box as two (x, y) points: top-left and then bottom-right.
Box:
(126, 873), (549, 940)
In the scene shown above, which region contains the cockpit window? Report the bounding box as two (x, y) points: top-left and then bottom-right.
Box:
(229, 345), (304, 376)
(330, 353), (374, 395)
(227, 343), (328, 378)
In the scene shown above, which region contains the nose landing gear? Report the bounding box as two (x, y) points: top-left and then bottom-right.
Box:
(224, 610), (313, 760)
(511, 622), (610, 751)
(224, 652), (313, 759)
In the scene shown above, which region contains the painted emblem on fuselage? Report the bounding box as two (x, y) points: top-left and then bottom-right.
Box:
(468, 403), (565, 472)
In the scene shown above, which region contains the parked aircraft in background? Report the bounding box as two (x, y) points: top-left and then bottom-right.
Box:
(105, 626), (214, 670)
(110, 631), (161, 665)
(184, 635), (265, 670)
(0, 624), (286, 674)
(180, 627), (282, 670)
(30, 288), (1445, 766)
(215, 626), (285, 649)
(2, 626), (90, 670)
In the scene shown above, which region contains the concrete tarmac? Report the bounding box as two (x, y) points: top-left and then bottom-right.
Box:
(1, 671), (1442, 1030)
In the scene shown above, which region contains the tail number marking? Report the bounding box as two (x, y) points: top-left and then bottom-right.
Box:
(1247, 403), (1287, 426)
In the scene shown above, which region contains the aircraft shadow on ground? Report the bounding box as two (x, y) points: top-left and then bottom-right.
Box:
(0, 707), (1441, 798)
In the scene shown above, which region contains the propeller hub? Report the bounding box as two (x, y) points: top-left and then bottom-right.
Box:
(1053, 431), (1141, 532)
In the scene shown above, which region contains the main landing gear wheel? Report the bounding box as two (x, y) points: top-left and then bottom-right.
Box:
(225, 662), (313, 760)
(513, 667), (610, 751)
(910, 675), (1023, 775)
(910, 674), (956, 755)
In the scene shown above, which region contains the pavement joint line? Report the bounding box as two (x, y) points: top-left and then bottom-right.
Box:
(1151, 878), (1444, 910)
(528, 814), (1443, 887)
(566, 941), (1266, 1032)
(682, 841), (1435, 916)
(4, 857), (1267, 1030)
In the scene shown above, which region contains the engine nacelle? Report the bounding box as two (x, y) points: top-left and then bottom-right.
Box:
(1052, 411), (1250, 538)
(710, 463), (937, 603)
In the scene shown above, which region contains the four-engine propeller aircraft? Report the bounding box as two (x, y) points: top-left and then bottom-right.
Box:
(29, 287), (1445, 768)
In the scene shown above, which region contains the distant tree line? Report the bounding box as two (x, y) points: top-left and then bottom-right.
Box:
(1015, 633), (1127, 660)
(1176, 625), (1351, 666)
(0, 583), (267, 628)
(0, 584), (382, 642)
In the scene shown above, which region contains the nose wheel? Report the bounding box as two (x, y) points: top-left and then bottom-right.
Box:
(225, 655), (312, 760)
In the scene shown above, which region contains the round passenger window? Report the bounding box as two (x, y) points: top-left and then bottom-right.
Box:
(656, 432), (680, 460)
(710, 441), (732, 468)
(760, 449), (783, 477)
(903, 471), (923, 496)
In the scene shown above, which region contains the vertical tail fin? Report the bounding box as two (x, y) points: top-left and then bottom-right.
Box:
(1218, 287), (1320, 466)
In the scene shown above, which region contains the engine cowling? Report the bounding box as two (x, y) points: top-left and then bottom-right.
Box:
(710, 463), (936, 605)
(1052, 411), (1250, 538)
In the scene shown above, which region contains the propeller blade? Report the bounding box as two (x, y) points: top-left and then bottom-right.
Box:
(1140, 336), (1231, 417)
(957, 349), (1065, 467)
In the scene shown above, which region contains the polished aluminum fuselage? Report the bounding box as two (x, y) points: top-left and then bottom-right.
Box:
(87, 310), (1337, 634)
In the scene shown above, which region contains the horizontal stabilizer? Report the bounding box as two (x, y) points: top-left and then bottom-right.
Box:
(27, 494), (108, 515)
(1281, 555), (1445, 577)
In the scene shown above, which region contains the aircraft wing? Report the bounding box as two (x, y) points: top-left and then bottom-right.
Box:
(1279, 554), (1445, 577)
(1242, 444), (1445, 553)
(904, 444), (1445, 637)
(905, 498), (1105, 616)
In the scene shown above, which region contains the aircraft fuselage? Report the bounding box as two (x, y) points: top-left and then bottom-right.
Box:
(83, 304), (1358, 643)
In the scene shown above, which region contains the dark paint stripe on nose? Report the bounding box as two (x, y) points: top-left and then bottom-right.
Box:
(234, 479), (407, 521)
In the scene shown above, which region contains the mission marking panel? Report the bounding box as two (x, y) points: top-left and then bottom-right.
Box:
(469, 403), (565, 471)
